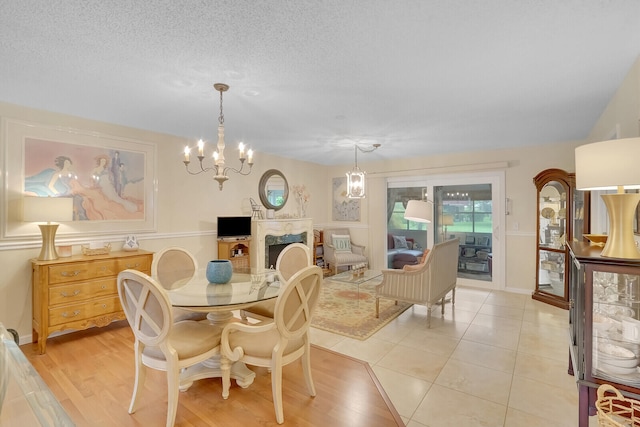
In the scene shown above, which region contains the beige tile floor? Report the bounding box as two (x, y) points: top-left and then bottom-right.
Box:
(309, 285), (601, 426)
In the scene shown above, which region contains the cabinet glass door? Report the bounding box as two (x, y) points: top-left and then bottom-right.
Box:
(591, 270), (640, 386)
(539, 181), (567, 250)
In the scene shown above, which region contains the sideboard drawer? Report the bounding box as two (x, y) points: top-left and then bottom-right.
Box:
(48, 278), (117, 306)
(48, 296), (122, 327)
(116, 255), (151, 272)
(48, 259), (117, 285)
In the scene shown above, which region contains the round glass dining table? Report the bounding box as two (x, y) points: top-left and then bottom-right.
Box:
(165, 267), (282, 325)
(158, 267), (283, 391)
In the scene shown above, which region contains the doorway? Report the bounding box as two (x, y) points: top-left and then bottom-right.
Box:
(387, 171), (505, 290)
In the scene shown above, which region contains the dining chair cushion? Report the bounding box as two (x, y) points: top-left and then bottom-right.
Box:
(227, 326), (304, 358)
(143, 321), (222, 361)
(243, 299), (276, 318)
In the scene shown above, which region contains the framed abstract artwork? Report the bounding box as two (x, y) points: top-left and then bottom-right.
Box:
(1, 118), (157, 239)
(332, 177), (360, 221)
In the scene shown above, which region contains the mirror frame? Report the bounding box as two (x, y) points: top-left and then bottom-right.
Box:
(258, 169), (289, 211)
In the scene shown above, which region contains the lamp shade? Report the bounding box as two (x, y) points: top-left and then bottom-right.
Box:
(23, 196), (73, 223)
(575, 137), (640, 191)
(404, 200), (432, 223)
(575, 137), (640, 259)
(442, 214), (454, 226)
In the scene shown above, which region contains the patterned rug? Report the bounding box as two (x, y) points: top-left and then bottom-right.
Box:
(311, 278), (413, 340)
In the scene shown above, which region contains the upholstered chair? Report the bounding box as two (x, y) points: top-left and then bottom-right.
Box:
(322, 227), (367, 274)
(376, 238), (459, 327)
(152, 247), (207, 322)
(220, 265), (323, 424)
(117, 270), (223, 427)
(240, 243), (312, 322)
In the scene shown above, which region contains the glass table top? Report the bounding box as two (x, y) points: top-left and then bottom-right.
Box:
(163, 268), (283, 308)
(330, 269), (382, 285)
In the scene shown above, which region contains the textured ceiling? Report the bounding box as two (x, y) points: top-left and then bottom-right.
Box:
(1, 1), (639, 166)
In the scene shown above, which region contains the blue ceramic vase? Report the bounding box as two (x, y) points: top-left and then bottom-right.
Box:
(206, 260), (233, 284)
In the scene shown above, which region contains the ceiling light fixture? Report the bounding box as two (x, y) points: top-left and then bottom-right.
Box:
(346, 143), (381, 198)
(182, 83), (254, 190)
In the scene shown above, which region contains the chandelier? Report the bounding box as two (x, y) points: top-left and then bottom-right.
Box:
(183, 83), (254, 190)
(346, 143), (381, 198)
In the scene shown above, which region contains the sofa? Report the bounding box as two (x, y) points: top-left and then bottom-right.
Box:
(387, 234), (424, 269)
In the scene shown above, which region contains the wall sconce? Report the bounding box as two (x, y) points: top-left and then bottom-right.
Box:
(183, 83), (254, 190)
(23, 196), (73, 260)
(575, 137), (640, 259)
(346, 143), (381, 198)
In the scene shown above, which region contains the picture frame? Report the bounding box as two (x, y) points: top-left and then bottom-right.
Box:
(332, 177), (360, 221)
(465, 235), (475, 245)
(1, 118), (157, 239)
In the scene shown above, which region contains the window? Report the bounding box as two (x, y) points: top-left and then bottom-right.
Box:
(388, 201), (427, 231)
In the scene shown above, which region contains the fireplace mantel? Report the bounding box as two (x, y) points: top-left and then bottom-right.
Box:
(250, 218), (314, 268)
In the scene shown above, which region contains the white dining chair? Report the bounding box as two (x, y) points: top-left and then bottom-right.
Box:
(152, 247), (207, 322)
(220, 265), (323, 424)
(240, 242), (311, 321)
(117, 269), (223, 427)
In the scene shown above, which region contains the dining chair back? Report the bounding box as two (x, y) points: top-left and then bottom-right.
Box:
(276, 242), (312, 281)
(152, 247), (207, 322)
(221, 265), (323, 424)
(152, 247), (198, 290)
(117, 269), (222, 427)
(241, 242), (311, 321)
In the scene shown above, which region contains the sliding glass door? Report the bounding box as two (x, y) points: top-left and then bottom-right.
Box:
(387, 171), (505, 289)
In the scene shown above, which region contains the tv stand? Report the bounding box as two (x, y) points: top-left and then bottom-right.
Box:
(218, 237), (251, 269)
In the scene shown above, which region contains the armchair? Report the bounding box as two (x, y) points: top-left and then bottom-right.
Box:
(376, 238), (459, 327)
(117, 270), (223, 427)
(322, 227), (367, 274)
(220, 265), (323, 424)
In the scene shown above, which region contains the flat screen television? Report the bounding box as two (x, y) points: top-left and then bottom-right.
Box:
(217, 216), (251, 239)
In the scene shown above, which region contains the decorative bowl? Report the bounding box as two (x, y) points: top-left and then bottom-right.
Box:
(584, 234), (608, 246)
(206, 260), (233, 284)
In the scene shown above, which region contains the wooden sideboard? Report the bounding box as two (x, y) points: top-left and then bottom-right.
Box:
(31, 250), (153, 354)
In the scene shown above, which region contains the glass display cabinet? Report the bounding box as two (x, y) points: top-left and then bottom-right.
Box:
(568, 242), (640, 426)
(533, 168), (589, 309)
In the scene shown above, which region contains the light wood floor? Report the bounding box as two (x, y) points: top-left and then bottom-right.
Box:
(21, 321), (403, 426)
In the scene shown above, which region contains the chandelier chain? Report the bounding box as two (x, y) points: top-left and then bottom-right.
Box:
(219, 89), (225, 125)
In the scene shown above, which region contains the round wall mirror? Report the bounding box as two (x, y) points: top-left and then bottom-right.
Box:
(258, 169), (289, 211)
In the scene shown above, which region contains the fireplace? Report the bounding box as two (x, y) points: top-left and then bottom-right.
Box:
(267, 241), (303, 268)
(250, 218), (314, 268)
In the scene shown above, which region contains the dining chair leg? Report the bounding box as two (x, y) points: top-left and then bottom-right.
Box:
(427, 305), (432, 328)
(166, 367), (180, 427)
(301, 344), (316, 397)
(129, 343), (146, 414)
(220, 356), (232, 399)
(271, 360), (285, 424)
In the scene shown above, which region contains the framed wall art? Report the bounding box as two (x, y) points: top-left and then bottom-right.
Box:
(1, 118), (157, 239)
(332, 177), (360, 221)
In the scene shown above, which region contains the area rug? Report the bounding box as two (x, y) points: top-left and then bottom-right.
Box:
(311, 278), (412, 340)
